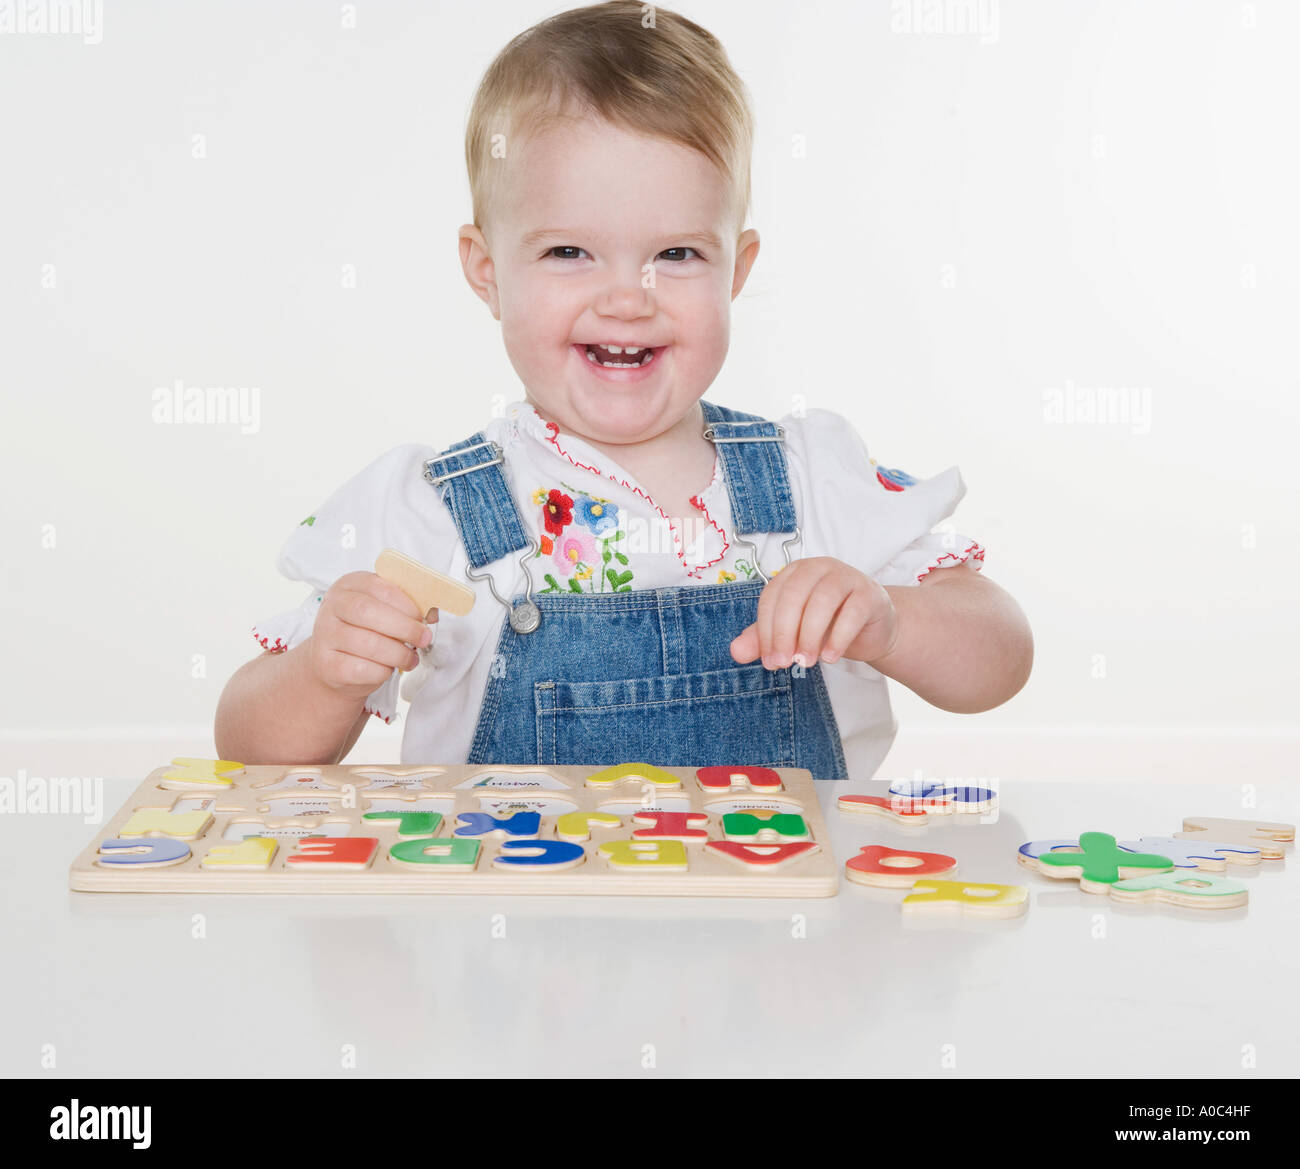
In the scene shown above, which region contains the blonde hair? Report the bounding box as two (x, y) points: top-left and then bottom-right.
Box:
(465, 1), (754, 238)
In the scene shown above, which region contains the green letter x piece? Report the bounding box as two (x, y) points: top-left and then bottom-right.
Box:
(1037, 831), (1173, 888)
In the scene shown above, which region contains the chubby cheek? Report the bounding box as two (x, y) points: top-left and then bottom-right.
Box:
(498, 272), (573, 381)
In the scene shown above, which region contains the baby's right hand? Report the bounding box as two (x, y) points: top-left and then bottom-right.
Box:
(307, 571), (435, 698)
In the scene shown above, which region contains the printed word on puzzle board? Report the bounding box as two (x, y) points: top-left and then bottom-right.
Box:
(69, 760), (838, 897)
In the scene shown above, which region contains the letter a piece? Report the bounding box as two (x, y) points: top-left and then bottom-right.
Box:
(695, 765), (783, 794)
(1030, 832), (1172, 893)
(1175, 817), (1294, 861)
(630, 811), (710, 843)
(705, 841), (820, 871)
(201, 837), (278, 871)
(903, 880), (1029, 919)
(845, 845), (957, 889)
(158, 757), (244, 791)
(1107, 871), (1249, 911)
(97, 838), (192, 869)
(286, 837), (379, 870)
(598, 840), (689, 871)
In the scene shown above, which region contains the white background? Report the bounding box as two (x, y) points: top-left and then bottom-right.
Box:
(2, 0), (1297, 782)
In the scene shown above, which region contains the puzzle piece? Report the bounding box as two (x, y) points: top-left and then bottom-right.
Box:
(887, 779), (996, 812)
(453, 812), (540, 839)
(556, 812), (622, 842)
(598, 840), (690, 870)
(493, 839), (587, 871)
(721, 812), (810, 842)
(1118, 836), (1262, 871)
(705, 841), (820, 871)
(903, 880), (1029, 918)
(363, 810), (443, 839)
(120, 807), (212, 841)
(201, 837), (278, 871)
(1107, 871), (1249, 910)
(845, 845), (957, 889)
(1028, 832), (1173, 892)
(158, 757), (243, 791)
(96, 838), (191, 868)
(1016, 839), (1079, 868)
(585, 762), (683, 790)
(389, 837), (480, 871)
(1176, 817), (1294, 860)
(630, 811), (710, 843)
(374, 547), (475, 618)
(696, 766), (783, 794)
(285, 837), (379, 870)
(838, 794), (932, 826)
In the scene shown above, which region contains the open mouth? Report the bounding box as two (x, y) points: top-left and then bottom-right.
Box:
(581, 343), (658, 369)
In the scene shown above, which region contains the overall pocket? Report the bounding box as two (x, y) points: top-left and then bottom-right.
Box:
(534, 663), (795, 769)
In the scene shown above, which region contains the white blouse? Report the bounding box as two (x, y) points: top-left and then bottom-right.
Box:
(251, 400), (984, 779)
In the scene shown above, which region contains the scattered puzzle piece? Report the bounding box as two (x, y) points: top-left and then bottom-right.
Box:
(286, 837), (379, 870)
(845, 845), (958, 889)
(1118, 836), (1262, 871)
(903, 880), (1028, 918)
(838, 794), (932, 826)
(1016, 839), (1079, 869)
(887, 779), (996, 813)
(202, 837), (278, 871)
(96, 838), (192, 868)
(493, 839), (587, 871)
(696, 765), (783, 794)
(1107, 871), (1249, 910)
(556, 811), (622, 842)
(1028, 832), (1173, 892)
(375, 547), (475, 618)
(1176, 817), (1294, 860)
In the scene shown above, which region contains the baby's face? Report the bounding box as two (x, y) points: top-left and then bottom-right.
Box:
(462, 115), (758, 446)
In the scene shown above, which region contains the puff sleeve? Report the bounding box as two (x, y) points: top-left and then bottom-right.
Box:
(782, 408), (985, 587)
(249, 443), (449, 724)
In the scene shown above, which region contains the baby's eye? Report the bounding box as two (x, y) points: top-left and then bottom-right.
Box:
(657, 247), (701, 263)
(546, 246), (588, 261)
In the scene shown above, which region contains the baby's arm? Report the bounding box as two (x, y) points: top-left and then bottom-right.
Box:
(215, 572), (432, 764)
(869, 562), (1033, 713)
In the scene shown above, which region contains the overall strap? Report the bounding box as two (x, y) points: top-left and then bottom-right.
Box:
(699, 399), (798, 535)
(423, 434), (530, 569)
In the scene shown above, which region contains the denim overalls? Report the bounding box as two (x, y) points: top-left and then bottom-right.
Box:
(422, 400), (849, 779)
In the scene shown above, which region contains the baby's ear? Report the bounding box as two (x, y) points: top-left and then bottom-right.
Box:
(458, 224), (499, 316)
(731, 228), (761, 299)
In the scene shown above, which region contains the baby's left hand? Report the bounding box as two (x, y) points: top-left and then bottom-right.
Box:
(729, 556), (898, 669)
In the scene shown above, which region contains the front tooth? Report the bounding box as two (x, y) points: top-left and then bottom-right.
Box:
(605, 344), (624, 354)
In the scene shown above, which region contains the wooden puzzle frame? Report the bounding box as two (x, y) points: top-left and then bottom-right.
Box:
(69, 761), (839, 897)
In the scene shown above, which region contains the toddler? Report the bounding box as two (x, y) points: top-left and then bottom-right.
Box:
(216, 0), (1032, 780)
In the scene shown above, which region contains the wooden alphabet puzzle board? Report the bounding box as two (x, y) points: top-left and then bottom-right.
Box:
(69, 760), (838, 897)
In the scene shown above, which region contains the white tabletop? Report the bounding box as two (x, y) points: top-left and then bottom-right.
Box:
(4, 772), (1295, 1078)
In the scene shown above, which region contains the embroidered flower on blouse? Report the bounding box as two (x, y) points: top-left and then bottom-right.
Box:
(543, 488), (574, 535)
(576, 496), (620, 535)
(717, 568), (736, 583)
(535, 482), (634, 594)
